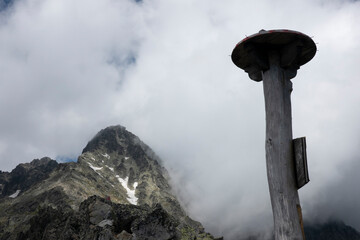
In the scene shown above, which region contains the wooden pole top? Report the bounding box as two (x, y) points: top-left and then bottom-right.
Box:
(231, 29), (316, 81)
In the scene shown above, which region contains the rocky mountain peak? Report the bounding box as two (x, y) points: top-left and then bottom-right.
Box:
(81, 125), (161, 170)
(76, 125), (171, 209)
(82, 125), (128, 154)
(0, 125), (217, 240)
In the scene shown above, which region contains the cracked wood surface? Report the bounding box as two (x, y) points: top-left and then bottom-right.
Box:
(262, 50), (304, 240)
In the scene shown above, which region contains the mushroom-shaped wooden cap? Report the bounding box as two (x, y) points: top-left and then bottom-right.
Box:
(231, 29), (316, 81)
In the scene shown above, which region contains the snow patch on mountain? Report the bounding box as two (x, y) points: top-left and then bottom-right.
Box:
(88, 162), (103, 171)
(116, 175), (138, 205)
(9, 190), (21, 198)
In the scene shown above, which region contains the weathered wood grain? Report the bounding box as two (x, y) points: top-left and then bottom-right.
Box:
(262, 50), (304, 240)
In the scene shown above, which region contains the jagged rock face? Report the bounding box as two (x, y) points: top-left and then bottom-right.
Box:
(0, 157), (58, 197)
(10, 196), (181, 240)
(78, 126), (182, 216)
(0, 125), (216, 240)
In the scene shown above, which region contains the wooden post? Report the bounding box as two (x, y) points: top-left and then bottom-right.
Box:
(231, 30), (316, 240)
(263, 50), (303, 239)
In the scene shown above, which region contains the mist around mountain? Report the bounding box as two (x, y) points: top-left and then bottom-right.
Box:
(241, 221), (360, 240)
(0, 125), (219, 240)
(0, 125), (359, 240)
(304, 221), (360, 240)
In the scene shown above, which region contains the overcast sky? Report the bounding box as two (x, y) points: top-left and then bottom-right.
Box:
(1, 0), (360, 238)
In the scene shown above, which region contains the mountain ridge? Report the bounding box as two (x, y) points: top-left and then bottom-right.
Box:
(0, 125), (218, 240)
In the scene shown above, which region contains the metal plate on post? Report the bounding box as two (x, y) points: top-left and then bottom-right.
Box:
(293, 137), (309, 189)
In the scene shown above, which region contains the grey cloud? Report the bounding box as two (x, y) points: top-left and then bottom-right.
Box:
(304, 157), (360, 230)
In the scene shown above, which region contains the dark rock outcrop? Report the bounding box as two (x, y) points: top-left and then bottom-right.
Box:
(0, 157), (58, 197)
(4, 195), (202, 240)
